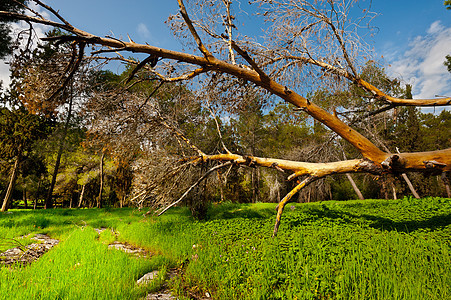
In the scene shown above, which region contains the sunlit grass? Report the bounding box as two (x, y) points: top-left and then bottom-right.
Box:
(1, 197), (450, 299)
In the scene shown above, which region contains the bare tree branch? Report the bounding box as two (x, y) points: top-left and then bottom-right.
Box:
(273, 176), (318, 237)
(157, 161), (233, 216)
(177, 0), (215, 61)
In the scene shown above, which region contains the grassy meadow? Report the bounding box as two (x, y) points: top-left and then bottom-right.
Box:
(0, 197), (450, 299)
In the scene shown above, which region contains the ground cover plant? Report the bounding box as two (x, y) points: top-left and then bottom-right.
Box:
(0, 197), (450, 299)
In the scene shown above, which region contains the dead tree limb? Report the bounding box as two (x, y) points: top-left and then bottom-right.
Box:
(157, 162), (233, 216)
(2, 1), (450, 234)
(273, 176), (318, 237)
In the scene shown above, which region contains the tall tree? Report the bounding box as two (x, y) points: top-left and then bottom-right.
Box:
(0, 105), (48, 211)
(2, 1), (450, 235)
(9, 28), (87, 208)
(0, 0), (28, 59)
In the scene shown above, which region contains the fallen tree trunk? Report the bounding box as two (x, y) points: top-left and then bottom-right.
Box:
(1, 1), (450, 236)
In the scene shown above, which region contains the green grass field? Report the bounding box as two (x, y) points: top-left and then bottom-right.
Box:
(1, 197), (450, 299)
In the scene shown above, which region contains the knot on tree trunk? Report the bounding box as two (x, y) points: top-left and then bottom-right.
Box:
(357, 158), (383, 175)
(381, 155), (403, 171)
(423, 160), (447, 169)
(423, 160), (447, 175)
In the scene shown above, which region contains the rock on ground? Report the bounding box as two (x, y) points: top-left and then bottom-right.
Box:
(144, 292), (178, 300)
(0, 234), (59, 266)
(137, 270), (160, 285)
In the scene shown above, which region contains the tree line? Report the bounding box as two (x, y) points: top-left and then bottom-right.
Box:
(0, 1), (450, 233)
(1, 56), (450, 213)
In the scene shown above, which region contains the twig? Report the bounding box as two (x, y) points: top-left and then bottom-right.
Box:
(231, 41), (269, 81)
(125, 55), (159, 84)
(46, 42), (85, 103)
(33, 0), (72, 28)
(157, 162), (233, 216)
(160, 120), (206, 158)
(204, 97), (231, 154)
(177, 0), (215, 61)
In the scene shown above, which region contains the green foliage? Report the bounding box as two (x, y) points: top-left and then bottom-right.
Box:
(0, 198), (450, 299)
(445, 54), (451, 73)
(0, 228), (153, 299)
(420, 110), (451, 150)
(179, 198), (450, 299)
(0, 1), (28, 59)
(0, 106), (49, 159)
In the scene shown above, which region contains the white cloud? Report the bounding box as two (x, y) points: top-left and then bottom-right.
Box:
(0, 4), (51, 90)
(137, 23), (152, 40)
(0, 60), (11, 89)
(387, 21), (451, 102)
(427, 20), (444, 35)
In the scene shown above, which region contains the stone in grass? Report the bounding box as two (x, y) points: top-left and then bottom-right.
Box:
(0, 234), (60, 266)
(108, 242), (145, 254)
(137, 270), (160, 285)
(145, 292), (177, 300)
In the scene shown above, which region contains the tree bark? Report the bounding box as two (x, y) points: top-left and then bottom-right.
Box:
(1, 150), (22, 212)
(345, 173), (364, 200)
(34, 178), (41, 210)
(78, 184), (85, 208)
(401, 173), (420, 199)
(97, 151), (105, 208)
(391, 182), (397, 200)
(23, 189), (28, 209)
(120, 195), (124, 208)
(381, 179), (389, 200)
(45, 87), (73, 209)
(442, 172), (451, 198)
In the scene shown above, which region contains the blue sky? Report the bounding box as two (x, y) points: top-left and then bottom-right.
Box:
(1, 0), (450, 104)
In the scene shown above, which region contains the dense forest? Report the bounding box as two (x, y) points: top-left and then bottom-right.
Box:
(1, 60), (449, 213)
(0, 0), (450, 221)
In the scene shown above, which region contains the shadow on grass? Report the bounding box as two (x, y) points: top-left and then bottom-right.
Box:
(206, 203), (275, 221)
(285, 205), (451, 233)
(0, 207), (142, 231)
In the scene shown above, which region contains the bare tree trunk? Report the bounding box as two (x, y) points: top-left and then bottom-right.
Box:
(23, 189), (28, 209)
(97, 151), (105, 208)
(120, 195), (124, 208)
(45, 88), (73, 209)
(345, 173), (364, 200)
(391, 148), (420, 199)
(251, 168), (258, 203)
(442, 172), (451, 198)
(445, 182), (451, 198)
(34, 178), (41, 210)
(78, 185), (85, 208)
(401, 173), (420, 199)
(1, 152), (22, 212)
(391, 182), (397, 200)
(381, 179), (389, 200)
(217, 171), (224, 203)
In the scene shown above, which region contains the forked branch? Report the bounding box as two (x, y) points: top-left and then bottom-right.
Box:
(177, 0), (215, 61)
(273, 176), (318, 237)
(157, 161), (233, 216)
(1, 1), (450, 236)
